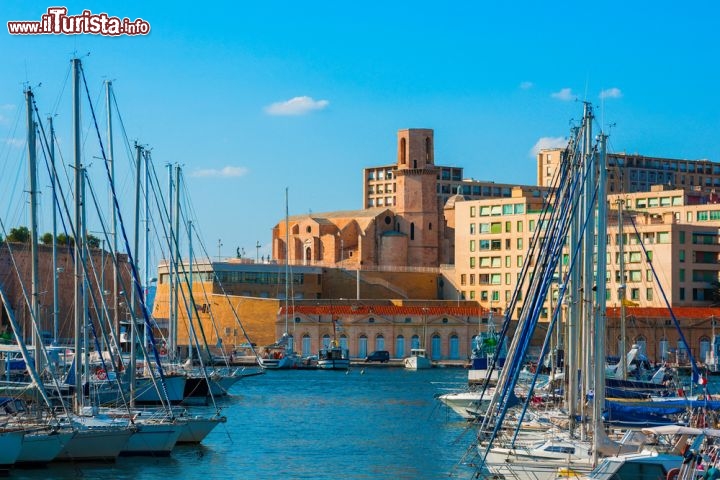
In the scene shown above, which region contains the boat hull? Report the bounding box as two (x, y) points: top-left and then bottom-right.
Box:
(17, 429), (74, 464)
(120, 422), (181, 456)
(176, 415), (227, 444)
(56, 426), (134, 461)
(317, 359), (350, 370)
(134, 374), (187, 404)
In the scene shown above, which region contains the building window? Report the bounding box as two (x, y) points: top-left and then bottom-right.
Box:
(631, 288), (640, 300)
(410, 222), (415, 240)
(469, 291), (476, 299)
(470, 206), (476, 217)
(679, 269), (685, 282)
(505, 221), (511, 233)
(517, 238), (523, 249)
(470, 223), (475, 235)
(517, 221), (523, 232)
(679, 287), (685, 301)
(470, 240), (476, 252)
(460, 274), (467, 286)
(646, 288), (653, 301)
(679, 250), (685, 262)
(470, 274), (475, 285)
(400, 138), (406, 164)
(470, 257), (476, 269)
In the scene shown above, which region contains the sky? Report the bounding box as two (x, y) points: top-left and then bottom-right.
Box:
(1, 1), (719, 269)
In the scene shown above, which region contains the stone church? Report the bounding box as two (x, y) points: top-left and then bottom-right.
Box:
(271, 128), (456, 268)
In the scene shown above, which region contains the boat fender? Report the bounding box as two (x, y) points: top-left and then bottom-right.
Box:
(96, 368), (107, 380)
(666, 467), (680, 480)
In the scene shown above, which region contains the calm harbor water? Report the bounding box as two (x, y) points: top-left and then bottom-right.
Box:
(12, 367), (478, 480)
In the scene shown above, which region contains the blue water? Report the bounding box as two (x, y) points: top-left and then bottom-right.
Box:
(12, 367), (477, 479)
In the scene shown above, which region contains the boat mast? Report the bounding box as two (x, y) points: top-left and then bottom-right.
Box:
(25, 87), (42, 374)
(581, 101), (595, 441)
(105, 80), (119, 349)
(173, 165), (181, 356)
(72, 57), (83, 412)
(143, 150), (151, 352)
(593, 132), (609, 466)
(187, 219), (197, 360)
(285, 187), (289, 338)
(617, 197), (627, 380)
(49, 116), (59, 345)
(129, 142), (143, 404)
(167, 163), (175, 359)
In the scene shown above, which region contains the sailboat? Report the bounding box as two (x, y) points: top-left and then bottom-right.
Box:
(259, 188), (301, 370)
(475, 104), (640, 480)
(317, 317), (350, 370)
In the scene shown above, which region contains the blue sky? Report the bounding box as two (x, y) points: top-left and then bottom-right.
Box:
(1, 1), (719, 268)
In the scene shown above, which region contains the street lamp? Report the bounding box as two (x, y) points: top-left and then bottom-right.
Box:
(217, 238), (223, 262)
(256, 241), (261, 263)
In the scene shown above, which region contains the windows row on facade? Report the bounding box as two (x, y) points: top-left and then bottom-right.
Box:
(285, 332), (486, 361)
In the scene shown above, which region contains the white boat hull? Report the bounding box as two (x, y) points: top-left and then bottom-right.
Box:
(17, 429), (74, 464)
(56, 425), (134, 461)
(438, 390), (493, 419)
(0, 430), (25, 469)
(176, 415), (226, 444)
(404, 356), (432, 370)
(134, 374), (187, 404)
(120, 421), (181, 456)
(317, 359), (350, 370)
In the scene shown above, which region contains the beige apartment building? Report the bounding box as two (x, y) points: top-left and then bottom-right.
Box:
(538, 149), (720, 194)
(452, 186), (720, 316)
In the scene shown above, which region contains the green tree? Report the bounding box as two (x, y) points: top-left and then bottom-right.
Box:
(56, 233), (74, 246)
(87, 234), (101, 249)
(6, 226), (30, 243)
(40, 232), (54, 245)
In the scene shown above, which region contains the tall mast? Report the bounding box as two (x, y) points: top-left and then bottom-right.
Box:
(593, 132), (609, 466)
(105, 80), (119, 345)
(49, 115), (59, 345)
(581, 102), (595, 440)
(285, 187), (289, 336)
(129, 142), (142, 406)
(173, 165), (181, 356)
(167, 163), (175, 358)
(143, 150), (151, 351)
(72, 57), (83, 412)
(25, 88), (41, 372)
(187, 219), (196, 360)
(618, 197), (627, 380)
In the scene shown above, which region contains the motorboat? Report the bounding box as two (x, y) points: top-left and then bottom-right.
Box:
(404, 348), (432, 370)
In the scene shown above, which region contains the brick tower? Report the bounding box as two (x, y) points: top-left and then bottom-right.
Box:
(393, 128), (440, 266)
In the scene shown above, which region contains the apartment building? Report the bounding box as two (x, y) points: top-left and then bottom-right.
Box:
(538, 149), (720, 194)
(452, 187), (720, 316)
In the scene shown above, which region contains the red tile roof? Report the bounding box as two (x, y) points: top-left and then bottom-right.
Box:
(279, 305), (488, 317)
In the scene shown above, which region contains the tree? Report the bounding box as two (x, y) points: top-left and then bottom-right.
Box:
(40, 232), (54, 245)
(6, 226), (30, 243)
(56, 233), (74, 246)
(87, 234), (101, 249)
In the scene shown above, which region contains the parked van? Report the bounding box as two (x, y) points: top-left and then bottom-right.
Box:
(365, 350), (390, 363)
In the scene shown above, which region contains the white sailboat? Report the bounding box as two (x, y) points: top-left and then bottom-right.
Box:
(259, 188), (301, 370)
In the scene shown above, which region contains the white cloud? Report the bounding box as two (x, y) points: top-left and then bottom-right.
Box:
(0, 104), (14, 126)
(264, 96), (329, 116)
(519, 81), (533, 90)
(190, 166), (249, 178)
(599, 87), (622, 99)
(529, 136), (567, 158)
(3, 138), (23, 148)
(551, 88), (575, 101)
